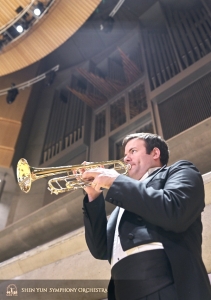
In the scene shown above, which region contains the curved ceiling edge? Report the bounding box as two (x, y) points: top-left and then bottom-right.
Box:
(0, 0), (101, 77)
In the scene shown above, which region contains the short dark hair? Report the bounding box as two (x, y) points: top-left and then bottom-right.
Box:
(122, 132), (169, 166)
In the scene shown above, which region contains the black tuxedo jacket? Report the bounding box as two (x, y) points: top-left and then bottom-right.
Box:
(83, 160), (211, 300)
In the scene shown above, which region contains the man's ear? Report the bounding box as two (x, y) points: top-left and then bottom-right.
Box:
(152, 147), (161, 160)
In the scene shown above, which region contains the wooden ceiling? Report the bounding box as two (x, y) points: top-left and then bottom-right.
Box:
(0, 0), (32, 26)
(0, 0), (101, 76)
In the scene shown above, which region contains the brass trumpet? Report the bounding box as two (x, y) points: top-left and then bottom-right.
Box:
(17, 158), (130, 195)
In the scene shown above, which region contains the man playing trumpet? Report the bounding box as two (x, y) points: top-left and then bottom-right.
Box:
(81, 133), (211, 300)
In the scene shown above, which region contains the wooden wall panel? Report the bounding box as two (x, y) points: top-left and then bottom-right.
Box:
(0, 146), (15, 167)
(0, 118), (21, 147)
(0, 88), (32, 122)
(0, 119), (21, 167)
(0, 62), (40, 168)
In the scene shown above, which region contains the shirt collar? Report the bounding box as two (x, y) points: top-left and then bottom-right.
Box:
(140, 167), (160, 181)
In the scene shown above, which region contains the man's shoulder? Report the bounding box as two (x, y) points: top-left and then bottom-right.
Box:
(168, 160), (199, 170)
(158, 160), (199, 177)
(163, 160), (202, 179)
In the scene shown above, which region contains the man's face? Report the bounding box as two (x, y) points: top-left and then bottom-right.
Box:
(123, 138), (161, 180)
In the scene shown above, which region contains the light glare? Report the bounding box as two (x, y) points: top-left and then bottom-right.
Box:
(34, 8), (41, 16)
(16, 25), (23, 33)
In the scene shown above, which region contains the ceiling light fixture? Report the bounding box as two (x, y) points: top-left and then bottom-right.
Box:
(34, 8), (41, 16)
(45, 70), (56, 86)
(100, 0), (125, 33)
(6, 84), (19, 104)
(16, 25), (24, 33)
(34, 2), (45, 17)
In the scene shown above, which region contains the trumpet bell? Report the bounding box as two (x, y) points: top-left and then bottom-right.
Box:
(17, 158), (32, 193)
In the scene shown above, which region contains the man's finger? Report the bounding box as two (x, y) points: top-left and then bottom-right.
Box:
(82, 169), (102, 179)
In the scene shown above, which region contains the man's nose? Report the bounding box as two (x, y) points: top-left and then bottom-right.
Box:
(124, 155), (131, 162)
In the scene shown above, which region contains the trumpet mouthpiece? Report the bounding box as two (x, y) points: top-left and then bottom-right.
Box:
(127, 164), (131, 170)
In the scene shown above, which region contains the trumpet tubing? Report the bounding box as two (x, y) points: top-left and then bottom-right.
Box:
(17, 158), (130, 195)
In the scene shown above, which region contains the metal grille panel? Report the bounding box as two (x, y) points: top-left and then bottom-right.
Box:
(95, 110), (106, 141)
(110, 97), (126, 131)
(158, 72), (211, 139)
(42, 91), (85, 162)
(128, 83), (147, 119)
(136, 122), (154, 134)
(142, 3), (211, 91)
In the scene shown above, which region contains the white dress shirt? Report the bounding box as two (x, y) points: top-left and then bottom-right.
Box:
(111, 168), (164, 268)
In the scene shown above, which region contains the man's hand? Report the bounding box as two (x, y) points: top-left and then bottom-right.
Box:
(82, 167), (120, 201)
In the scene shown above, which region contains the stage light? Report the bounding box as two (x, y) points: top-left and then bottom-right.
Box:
(100, 16), (114, 33)
(16, 25), (24, 33)
(34, 8), (41, 16)
(16, 6), (23, 14)
(45, 70), (56, 86)
(6, 84), (19, 104)
(34, 2), (45, 16)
